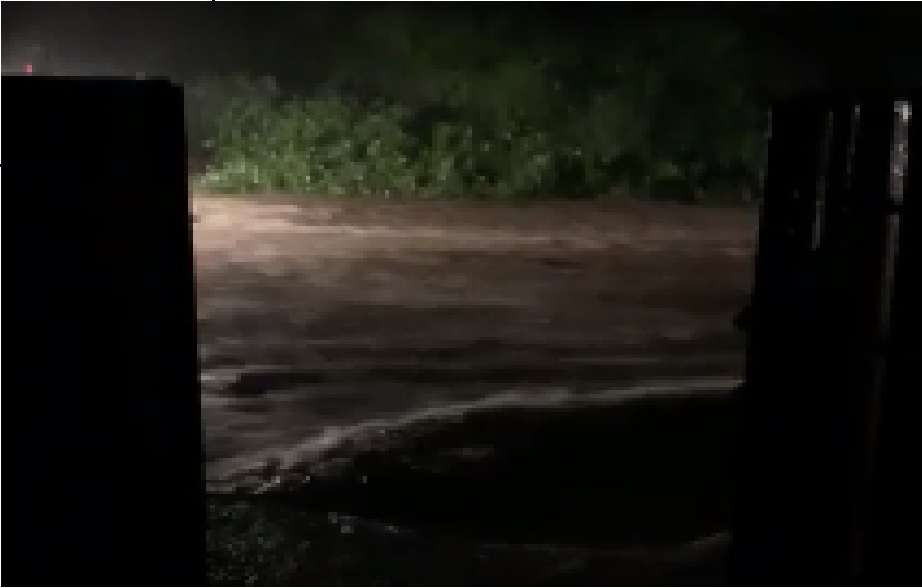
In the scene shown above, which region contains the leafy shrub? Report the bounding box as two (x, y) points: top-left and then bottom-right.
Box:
(185, 74), (281, 170)
(190, 17), (770, 202)
(198, 96), (418, 196)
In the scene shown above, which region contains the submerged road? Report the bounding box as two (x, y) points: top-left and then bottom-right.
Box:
(193, 196), (757, 490)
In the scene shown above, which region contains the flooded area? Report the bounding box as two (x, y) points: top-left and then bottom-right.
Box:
(195, 197), (756, 483)
(194, 195), (758, 583)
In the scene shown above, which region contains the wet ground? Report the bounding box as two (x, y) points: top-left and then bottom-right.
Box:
(194, 195), (758, 584)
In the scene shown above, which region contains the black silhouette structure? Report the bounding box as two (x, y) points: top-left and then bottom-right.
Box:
(732, 91), (920, 584)
(3, 78), (203, 585)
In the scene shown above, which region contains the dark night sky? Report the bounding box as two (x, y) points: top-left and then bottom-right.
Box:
(3, 3), (922, 89)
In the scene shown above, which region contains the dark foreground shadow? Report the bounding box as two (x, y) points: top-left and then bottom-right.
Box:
(208, 391), (733, 585)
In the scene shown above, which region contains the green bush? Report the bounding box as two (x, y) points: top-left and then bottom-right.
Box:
(190, 17), (770, 202)
(195, 89), (762, 201)
(197, 96), (419, 196)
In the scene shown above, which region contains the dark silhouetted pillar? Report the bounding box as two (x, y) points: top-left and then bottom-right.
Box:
(3, 78), (204, 585)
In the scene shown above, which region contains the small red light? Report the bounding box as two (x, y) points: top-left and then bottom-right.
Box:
(24, 63), (33, 74)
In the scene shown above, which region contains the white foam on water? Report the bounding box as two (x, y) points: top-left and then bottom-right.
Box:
(207, 376), (740, 489)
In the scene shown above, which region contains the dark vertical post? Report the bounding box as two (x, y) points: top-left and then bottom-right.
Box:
(732, 97), (835, 583)
(733, 90), (918, 584)
(838, 97), (896, 578)
(865, 92), (920, 583)
(3, 78), (204, 585)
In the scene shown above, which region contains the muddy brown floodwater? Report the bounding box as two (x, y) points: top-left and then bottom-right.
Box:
(195, 195), (758, 583)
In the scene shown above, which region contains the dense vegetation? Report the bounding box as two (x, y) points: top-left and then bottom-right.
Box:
(186, 10), (812, 201)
